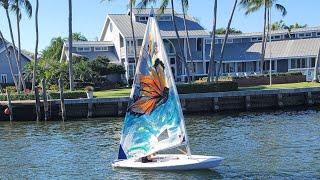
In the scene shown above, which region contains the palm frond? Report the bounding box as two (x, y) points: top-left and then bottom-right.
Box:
(275, 3), (287, 16)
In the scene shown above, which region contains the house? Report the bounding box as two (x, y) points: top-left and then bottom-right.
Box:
(211, 27), (320, 81)
(61, 8), (320, 82)
(0, 37), (32, 84)
(61, 8), (209, 82)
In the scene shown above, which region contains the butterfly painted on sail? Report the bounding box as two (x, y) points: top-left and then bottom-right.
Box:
(128, 58), (169, 115)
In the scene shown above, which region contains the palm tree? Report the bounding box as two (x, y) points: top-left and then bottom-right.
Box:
(240, 0), (286, 74)
(12, 0), (32, 91)
(32, 0), (39, 91)
(216, 0), (238, 81)
(207, 0), (217, 82)
(181, 0), (194, 81)
(68, 0), (74, 91)
(0, 30), (18, 90)
(138, 0), (191, 83)
(72, 32), (88, 41)
(129, 0), (138, 65)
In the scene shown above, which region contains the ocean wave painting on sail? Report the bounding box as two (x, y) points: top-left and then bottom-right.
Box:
(118, 14), (186, 160)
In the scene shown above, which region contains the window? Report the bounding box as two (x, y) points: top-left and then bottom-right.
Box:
(170, 58), (175, 65)
(138, 39), (143, 46)
(196, 38), (203, 51)
(1, 74), (7, 83)
(290, 34), (296, 38)
(317, 32), (320, 37)
(311, 58), (316, 67)
(251, 37), (262, 42)
(128, 64), (135, 77)
(226, 38), (233, 43)
(77, 47), (91, 52)
(298, 33), (305, 38)
(271, 35), (281, 40)
(128, 58), (135, 63)
(291, 58), (307, 69)
(205, 39), (212, 44)
(305, 33), (312, 37)
(263, 61), (275, 71)
(120, 34), (124, 47)
(158, 16), (171, 21)
(139, 16), (148, 22)
(94, 46), (109, 51)
(110, 22), (113, 32)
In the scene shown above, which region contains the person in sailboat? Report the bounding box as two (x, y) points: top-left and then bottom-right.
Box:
(128, 58), (169, 116)
(141, 153), (157, 163)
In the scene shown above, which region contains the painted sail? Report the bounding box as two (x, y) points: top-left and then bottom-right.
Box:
(118, 11), (188, 160)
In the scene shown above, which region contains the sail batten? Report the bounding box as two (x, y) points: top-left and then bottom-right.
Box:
(118, 11), (189, 160)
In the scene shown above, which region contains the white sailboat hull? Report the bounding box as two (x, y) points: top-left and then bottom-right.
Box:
(112, 154), (223, 170)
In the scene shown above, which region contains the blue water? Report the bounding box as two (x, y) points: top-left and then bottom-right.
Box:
(0, 110), (319, 179)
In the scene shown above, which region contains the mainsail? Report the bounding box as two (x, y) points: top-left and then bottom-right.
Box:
(118, 10), (189, 160)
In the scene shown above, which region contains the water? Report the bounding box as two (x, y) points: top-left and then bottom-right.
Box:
(0, 110), (319, 179)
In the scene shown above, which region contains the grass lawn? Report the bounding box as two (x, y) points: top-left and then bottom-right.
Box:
(93, 82), (320, 98)
(93, 88), (131, 98)
(240, 82), (320, 90)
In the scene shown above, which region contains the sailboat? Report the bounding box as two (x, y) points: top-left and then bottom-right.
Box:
(112, 9), (223, 170)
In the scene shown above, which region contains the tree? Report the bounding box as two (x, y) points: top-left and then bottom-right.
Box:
(0, 30), (18, 90)
(68, 0), (74, 91)
(137, 0), (192, 83)
(207, 0), (217, 82)
(12, 0), (32, 91)
(72, 32), (88, 41)
(216, 0), (238, 81)
(32, 0), (39, 91)
(240, 0), (287, 73)
(215, 27), (242, 35)
(181, 0), (195, 81)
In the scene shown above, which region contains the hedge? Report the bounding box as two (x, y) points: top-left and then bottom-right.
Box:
(0, 91), (87, 101)
(176, 81), (238, 94)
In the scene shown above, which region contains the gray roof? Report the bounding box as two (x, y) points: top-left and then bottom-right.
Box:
(108, 14), (209, 38)
(131, 8), (174, 15)
(219, 26), (320, 39)
(210, 38), (320, 62)
(65, 41), (114, 47)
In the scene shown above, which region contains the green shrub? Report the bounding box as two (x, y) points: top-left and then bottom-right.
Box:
(176, 81), (238, 94)
(49, 84), (59, 91)
(48, 91), (87, 99)
(0, 93), (36, 101)
(5, 86), (17, 93)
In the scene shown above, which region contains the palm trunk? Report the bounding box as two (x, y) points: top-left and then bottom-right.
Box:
(207, 0), (218, 82)
(181, 0), (194, 82)
(5, 9), (20, 90)
(0, 30), (18, 90)
(33, 0), (39, 91)
(216, 0), (238, 81)
(260, 1), (267, 74)
(171, 0), (191, 83)
(313, 48), (320, 82)
(129, 1), (138, 65)
(15, 2), (26, 91)
(68, 0), (74, 91)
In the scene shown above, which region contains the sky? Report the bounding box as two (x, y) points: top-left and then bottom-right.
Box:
(0, 0), (319, 53)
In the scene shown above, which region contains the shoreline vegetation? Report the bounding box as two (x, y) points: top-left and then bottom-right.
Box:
(1, 82), (320, 101)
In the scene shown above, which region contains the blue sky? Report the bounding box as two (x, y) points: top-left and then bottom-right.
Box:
(0, 0), (319, 52)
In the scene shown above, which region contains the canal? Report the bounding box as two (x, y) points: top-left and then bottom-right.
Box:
(0, 110), (319, 179)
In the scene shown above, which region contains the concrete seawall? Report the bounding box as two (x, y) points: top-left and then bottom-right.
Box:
(1, 87), (320, 121)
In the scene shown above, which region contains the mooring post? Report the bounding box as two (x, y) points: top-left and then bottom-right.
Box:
(117, 102), (123, 116)
(6, 90), (13, 121)
(42, 79), (49, 120)
(87, 96), (93, 118)
(245, 96), (251, 110)
(58, 77), (66, 121)
(307, 92), (313, 105)
(277, 94), (283, 107)
(213, 97), (219, 111)
(35, 86), (41, 121)
(180, 99), (186, 112)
